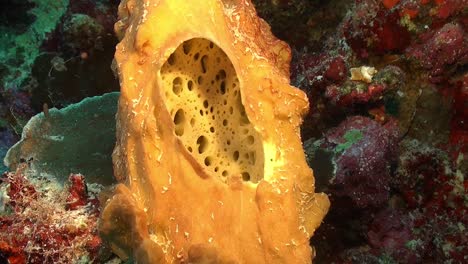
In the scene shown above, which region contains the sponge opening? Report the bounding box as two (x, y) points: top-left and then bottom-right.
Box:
(161, 38), (264, 183)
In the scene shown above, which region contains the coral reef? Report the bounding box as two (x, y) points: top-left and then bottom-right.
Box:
(0, 168), (105, 263)
(293, 0), (467, 262)
(0, 0), (466, 263)
(0, 0), (121, 173)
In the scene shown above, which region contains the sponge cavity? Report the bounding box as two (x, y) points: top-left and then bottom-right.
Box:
(160, 38), (264, 183)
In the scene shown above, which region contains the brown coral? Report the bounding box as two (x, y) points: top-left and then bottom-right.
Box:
(99, 0), (329, 263)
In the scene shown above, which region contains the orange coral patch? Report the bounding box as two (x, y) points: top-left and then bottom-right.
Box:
(383, 0), (400, 9)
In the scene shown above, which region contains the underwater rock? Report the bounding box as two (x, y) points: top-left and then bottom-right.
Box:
(4, 92), (119, 185)
(319, 116), (399, 208)
(99, 0), (329, 263)
(406, 22), (467, 83)
(405, 84), (452, 147)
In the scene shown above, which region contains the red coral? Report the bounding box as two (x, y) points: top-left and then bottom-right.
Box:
(66, 174), (88, 210)
(0, 170), (104, 263)
(435, 0), (467, 19)
(382, 0), (401, 9)
(324, 56), (348, 83)
(4, 171), (38, 211)
(0, 241), (25, 264)
(389, 140), (468, 261)
(342, 0), (410, 57)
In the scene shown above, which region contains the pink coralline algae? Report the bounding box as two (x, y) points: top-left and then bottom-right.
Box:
(321, 116), (400, 208)
(406, 22), (468, 83)
(367, 208), (423, 263)
(0, 169), (104, 264)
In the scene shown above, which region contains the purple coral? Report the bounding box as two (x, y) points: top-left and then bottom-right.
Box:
(322, 116), (399, 208)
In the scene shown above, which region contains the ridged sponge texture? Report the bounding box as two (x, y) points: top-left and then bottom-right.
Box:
(162, 38), (264, 183)
(99, 0), (330, 263)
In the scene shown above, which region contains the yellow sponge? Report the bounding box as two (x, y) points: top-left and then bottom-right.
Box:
(99, 0), (330, 263)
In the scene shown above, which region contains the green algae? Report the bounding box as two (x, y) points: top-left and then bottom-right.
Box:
(335, 129), (363, 153)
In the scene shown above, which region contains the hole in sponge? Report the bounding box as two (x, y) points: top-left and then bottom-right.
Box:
(161, 38), (264, 183)
(204, 156), (213, 166)
(197, 136), (209, 154)
(174, 109), (185, 136)
(187, 80), (193, 91)
(172, 77), (183, 95)
(168, 54), (176, 65)
(218, 70), (226, 80)
(201, 55), (208, 73)
(220, 81), (226, 94)
(183, 42), (192, 54)
(174, 109), (185, 125)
